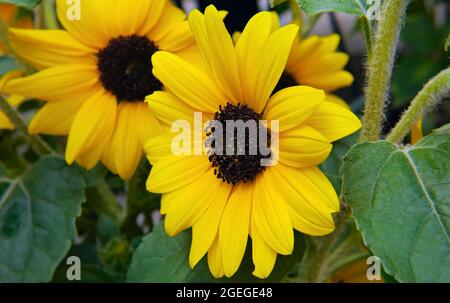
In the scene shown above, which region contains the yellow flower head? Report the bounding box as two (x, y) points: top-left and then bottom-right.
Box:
(145, 6), (362, 279)
(3, 0), (200, 179)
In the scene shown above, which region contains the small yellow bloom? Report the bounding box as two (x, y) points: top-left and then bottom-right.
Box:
(3, 0), (201, 179)
(145, 6), (361, 279)
(0, 70), (26, 130)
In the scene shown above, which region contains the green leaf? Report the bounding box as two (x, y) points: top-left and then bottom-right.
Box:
(297, 0), (367, 16)
(127, 223), (305, 283)
(0, 0), (42, 9)
(0, 57), (16, 76)
(342, 132), (450, 282)
(320, 132), (358, 192)
(270, 0), (288, 8)
(0, 156), (89, 282)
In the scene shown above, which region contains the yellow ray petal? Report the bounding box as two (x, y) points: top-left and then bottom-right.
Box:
(3, 64), (99, 102)
(144, 132), (176, 165)
(220, 184), (252, 277)
(253, 170), (294, 255)
(109, 0), (157, 38)
(152, 51), (227, 113)
(304, 101), (361, 142)
(108, 103), (143, 180)
(134, 102), (162, 146)
(268, 164), (337, 235)
(264, 86), (325, 132)
(208, 235), (225, 278)
(189, 182), (232, 268)
(145, 0), (185, 40)
(56, 0), (123, 49)
(325, 94), (350, 108)
(301, 71), (354, 92)
(146, 91), (197, 126)
(278, 126), (332, 167)
(251, 219), (277, 279)
(189, 6), (242, 103)
(156, 21), (194, 52)
(235, 12), (272, 111)
(65, 89), (117, 165)
(146, 154), (210, 193)
(252, 24), (299, 113)
(9, 29), (96, 70)
(163, 169), (227, 236)
(0, 111), (13, 130)
(76, 138), (109, 170)
(29, 97), (86, 135)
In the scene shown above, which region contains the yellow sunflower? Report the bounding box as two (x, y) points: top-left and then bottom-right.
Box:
(145, 6), (361, 279)
(2, 0), (202, 179)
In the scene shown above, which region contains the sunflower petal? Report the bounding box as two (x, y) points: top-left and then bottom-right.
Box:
(146, 155), (210, 193)
(29, 97), (86, 135)
(220, 184), (252, 277)
(189, 183), (231, 268)
(235, 12), (272, 111)
(268, 164), (338, 235)
(9, 29), (96, 70)
(253, 169), (294, 255)
(251, 220), (277, 279)
(279, 126), (332, 167)
(208, 235), (225, 278)
(264, 86), (325, 132)
(304, 101), (362, 142)
(65, 89), (117, 164)
(3, 64), (98, 102)
(152, 51), (227, 112)
(163, 169), (229, 236)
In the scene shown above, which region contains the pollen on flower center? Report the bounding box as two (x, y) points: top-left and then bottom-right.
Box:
(97, 35), (162, 102)
(206, 103), (272, 185)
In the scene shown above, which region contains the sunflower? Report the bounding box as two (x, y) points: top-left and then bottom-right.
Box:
(145, 6), (361, 279)
(2, 0), (203, 179)
(268, 13), (354, 107)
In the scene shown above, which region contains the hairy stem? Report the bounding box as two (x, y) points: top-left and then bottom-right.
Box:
(386, 68), (450, 144)
(360, 0), (409, 142)
(43, 0), (59, 29)
(87, 179), (124, 225)
(360, 16), (373, 60)
(0, 96), (54, 155)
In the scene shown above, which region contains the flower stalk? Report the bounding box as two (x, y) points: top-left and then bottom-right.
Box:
(360, 0), (409, 142)
(386, 68), (450, 144)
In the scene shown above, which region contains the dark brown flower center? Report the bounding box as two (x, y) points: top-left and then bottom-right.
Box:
(206, 103), (272, 185)
(97, 35), (162, 102)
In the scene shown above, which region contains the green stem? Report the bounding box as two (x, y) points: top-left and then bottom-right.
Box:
(360, 0), (409, 142)
(43, 0), (59, 29)
(0, 96), (54, 156)
(87, 179), (124, 225)
(360, 16), (373, 60)
(386, 68), (450, 144)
